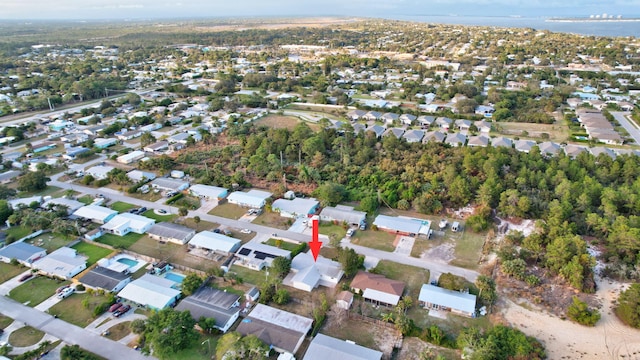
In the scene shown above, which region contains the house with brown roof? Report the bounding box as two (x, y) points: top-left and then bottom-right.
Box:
(350, 271), (405, 307)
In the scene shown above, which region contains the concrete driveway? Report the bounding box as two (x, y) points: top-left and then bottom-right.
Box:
(0, 270), (34, 296)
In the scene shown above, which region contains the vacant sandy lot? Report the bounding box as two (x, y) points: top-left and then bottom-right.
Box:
(502, 278), (640, 359)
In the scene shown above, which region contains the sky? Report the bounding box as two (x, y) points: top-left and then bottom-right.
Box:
(2, 0), (640, 19)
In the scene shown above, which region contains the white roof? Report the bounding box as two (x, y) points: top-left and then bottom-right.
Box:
(227, 189), (272, 208)
(290, 252), (343, 287)
(272, 198), (319, 216)
(303, 334), (382, 360)
(73, 205), (117, 222)
(33, 247), (85, 278)
(86, 165), (115, 180)
(126, 170), (156, 182)
(189, 231), (241, 253)
(418, 284), (476, 314)
(362, 288), (401, 306)
(117, 150), (145, 162)
(248, 304), (313, 334)
(319, 206), (366, 225)
(118, 274), (180, 309)
(101, 213), (155, 232)
(8, 196), (42, 209)
(41, 197), (84, 213)
(372, 215), (430, 235)
(151, 177), (189, 191)
(189, 184), (228, 198)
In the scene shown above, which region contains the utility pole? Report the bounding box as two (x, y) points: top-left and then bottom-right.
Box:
(47, 98), (54, 111)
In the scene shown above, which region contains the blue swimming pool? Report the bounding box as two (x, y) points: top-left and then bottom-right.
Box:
(164, 272), (185, 283)
(117, 258), (139, 267)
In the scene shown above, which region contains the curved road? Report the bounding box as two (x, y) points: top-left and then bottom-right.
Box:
(0, 296), (153, 360)
(611, 111), (640, 145)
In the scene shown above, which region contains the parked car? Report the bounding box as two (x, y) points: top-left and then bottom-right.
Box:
(223, 230), (232, 236)
(240, 229), (251, 234)
(109, 302), (123, 313)
(213, 228), (222, 234)
(56, 285), (70, 294)
(438, 219), (448, 230)
(346, 229), (355, 237)
(114, 305), (131, 318)
(138, 207), (147, 214)
(57, 287), (75, 299)
(157, 209), (167, 214)
(18, 273), (34, 282)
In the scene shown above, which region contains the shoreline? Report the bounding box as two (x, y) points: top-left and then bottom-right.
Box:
(547, 18), (640, 23)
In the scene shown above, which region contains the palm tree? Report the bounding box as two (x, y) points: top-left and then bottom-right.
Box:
(381, 312), (395, 323)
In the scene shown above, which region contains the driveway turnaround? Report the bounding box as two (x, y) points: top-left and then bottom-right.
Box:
(0, 296), (153, 360)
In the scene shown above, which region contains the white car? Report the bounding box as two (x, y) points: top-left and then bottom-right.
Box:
(438, 219), (448, 230)
(240, 229), (252, 234)
(346, 229), (355, 237)
(57, 287), (75, 299)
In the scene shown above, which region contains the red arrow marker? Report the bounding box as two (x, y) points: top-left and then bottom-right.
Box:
(309, 216), (322, 262)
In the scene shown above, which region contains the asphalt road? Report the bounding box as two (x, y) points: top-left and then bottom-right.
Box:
(0, 296), (153, 360)
(611, 111), (640, 145)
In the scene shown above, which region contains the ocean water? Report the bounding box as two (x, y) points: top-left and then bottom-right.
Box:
(386, 15), (640, 37)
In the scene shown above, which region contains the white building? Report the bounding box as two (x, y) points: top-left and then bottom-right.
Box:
(118, 274), (181, 310)
(418, 284), (477, 317)
(189, 184), (228, 200)
(100, 213), (155, 236)
(271, 198), (319, 218)
(85, 165), (115, 180)
(188, 231), (241, 254)
(117, 150), (145, 164)
(284, 251), (344, 292)
(227, 189), (272, 208)
(33, 247), (87, 280)
(72, 205), (117, 224)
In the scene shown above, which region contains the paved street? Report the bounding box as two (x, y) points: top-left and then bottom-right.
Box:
(0, 296), (153, 360)
(611, 111), (640, 145)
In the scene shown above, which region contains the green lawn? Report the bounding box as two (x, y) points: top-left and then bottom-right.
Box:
(319, 223), (347, 243)
(0, 314), (13, 329)
(408, 305), (492, 336)
(98, 232), (144, 249)
(172, 333), (220, 360)
(26, 233), (74, 252)
(371, 260), (430, 299)
(228, 265), (266, 287)
(142, 209), (177, 222)
(9, 276), (70, 307)
(169, 195), (201, 210)
(5, 226), (32, 241)
(17, 185), (62, 198)
(48, 293), (113, 327)
(207, 203), (247, 220)
(8, 326), (45, 347)
(77, 195), (94, 205)
(110, 201), (136, 213)
(263, 238), (300, 252)
(449, 230), (486, 270)
(0, 262), (25, 283)
(71, 241), (114, 265)
(350, 230), (396, 252)
(181, 218), (218, 232)
(129, 235), (212, 272)
(105, 321), (132, 341)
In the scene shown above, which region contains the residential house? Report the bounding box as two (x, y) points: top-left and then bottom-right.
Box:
(491, 136), (513, 149)
(303, 334), (382, 360)
(85, 165), (114, 180)
(117, 150), (145, 164)
(147, 222), (196, 245)
(272, 198), (319, 219)
(100, 213), (155, 236)
(346, 109), (367, 121)
(366, 125), (386, 138)
(445, 133), (467, 147)
(422, 131), (446, 144)
(402, 129), (424, 143)
(590, 146), (617, 159)
(418, 284), (477, 318)
(126, 170), (156, 183)
(538, 141), (562, 156)
(381, 112), (399, 124)
(0, 242), (47, 266)
(189, 184), (228, 200)
(319, 205), (367, 228)
(116, 129), (142, 141)
(94, 138), (117, 149)
(83, 125), (106, 136)
(150, 177), (189, 192)
(352, 123), (366, 134)
(383, 128), (405, 139)
(417, 115), (436, 128)
(514, 139), (536, 153)
(350, 271), (405, 307)
(33, 247), (86, 280)
(234, 243), (291, 271)
(143, 141), (169, 154)
(0, 170), (20, 184)
(175, 287), (241, 333)
(284, 251), (344, 292)
(60, 132), (88, 145)
(476, 120), (492, 133)
(372, 215), (431, 236)
(72, 205), (117, 224)
(227, 189), (272, 208)
(188, 231), (241, 255)
(78, 266), (131, 292)
(117, 274), (181, 310)
(467, 135), (489, 147)
(364, 111), (382, 121)
(41, 197), (84, 214)
(455, 119), (472, 131)
(8, 196), (42, 210)
(435, 117), (452, 130)
(399, 114), (416, 126)
(63, 146), (90, 160)
(564, 144), (588, 158)
(237, 304), (313, 355)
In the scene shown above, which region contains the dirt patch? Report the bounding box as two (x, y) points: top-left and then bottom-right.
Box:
(421, 242), (455, 263)
(396, 337), (459, 360)
(501, 277), (640, 360)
